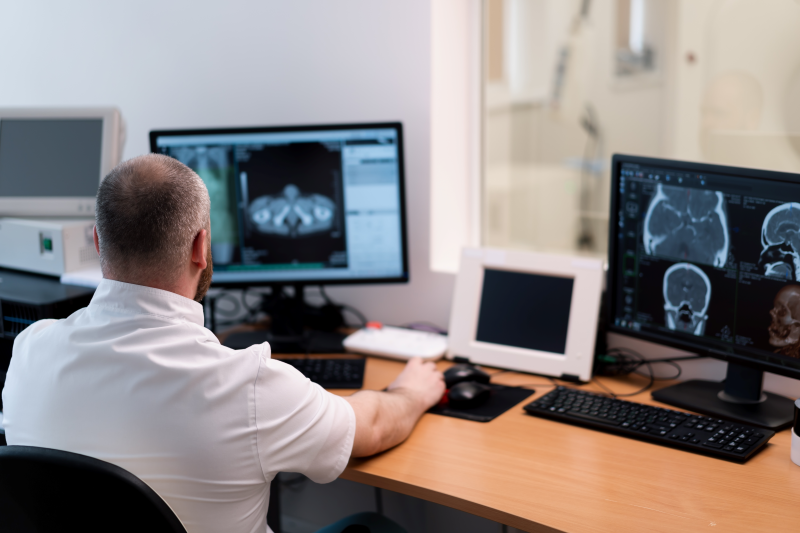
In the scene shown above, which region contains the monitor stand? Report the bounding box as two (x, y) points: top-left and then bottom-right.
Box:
(215, 284), (349, 354)
(651, 362), (794, 430)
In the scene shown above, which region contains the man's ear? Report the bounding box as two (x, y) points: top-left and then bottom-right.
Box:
(93, 225), (100, 256)
(191, 229), (208, 270)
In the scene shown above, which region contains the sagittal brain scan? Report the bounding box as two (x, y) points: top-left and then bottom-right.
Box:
(768, 284), (800, 358)
(248, 184), (336, 238)
(759, 202), (800, 281)
(643, 183), (729, 267)
(663, 262), (711, 336)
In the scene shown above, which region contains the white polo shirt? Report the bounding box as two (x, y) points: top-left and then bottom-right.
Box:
(1, 279), (355, 533)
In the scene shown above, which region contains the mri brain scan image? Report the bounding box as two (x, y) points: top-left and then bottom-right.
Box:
(759, 202), (800, 281)
(768, 285), (800, 358)
(248, 184), (336, 237)
(663, 262), (712, 336)
(643, 184), (729, 267)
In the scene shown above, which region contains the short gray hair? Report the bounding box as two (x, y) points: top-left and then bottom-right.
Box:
(95, 153), (210, 284)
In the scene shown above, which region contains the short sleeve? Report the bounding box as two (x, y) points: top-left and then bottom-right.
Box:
(253, 354), (355, 483)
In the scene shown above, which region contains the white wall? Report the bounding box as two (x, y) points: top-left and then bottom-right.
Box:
(0, 0), (455, 328)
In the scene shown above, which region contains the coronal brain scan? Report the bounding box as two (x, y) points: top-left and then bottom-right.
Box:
(663, 262), (711, 336)
(768, 284), (800, 358)
(759, 202), (800, 281)
(248, 184), (336, 238)
(643, 184), (729, 267)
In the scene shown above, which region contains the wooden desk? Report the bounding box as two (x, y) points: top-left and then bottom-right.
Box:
(312, 355), (800, 533)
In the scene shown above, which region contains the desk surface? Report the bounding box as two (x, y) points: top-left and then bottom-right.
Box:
(303, 355), (800, 533)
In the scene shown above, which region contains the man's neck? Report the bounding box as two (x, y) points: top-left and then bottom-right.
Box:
(103, 272), (199, 301)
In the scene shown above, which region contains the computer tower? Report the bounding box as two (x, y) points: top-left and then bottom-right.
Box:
(0, 268), (95, 413)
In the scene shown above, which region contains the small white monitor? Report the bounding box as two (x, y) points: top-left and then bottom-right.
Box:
(448, 248), (604, 382)
(0, 107), (124, 217)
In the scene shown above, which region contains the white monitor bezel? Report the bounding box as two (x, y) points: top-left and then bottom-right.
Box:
(448, 248), (604, 382)
(0, 107), (123, 217)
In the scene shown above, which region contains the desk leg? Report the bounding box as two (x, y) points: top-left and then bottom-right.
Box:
(268, 474), (281, 533)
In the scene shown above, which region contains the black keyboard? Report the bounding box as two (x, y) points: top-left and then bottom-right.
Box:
(279, 358), (365, 389)
(524, 387), (775, 462)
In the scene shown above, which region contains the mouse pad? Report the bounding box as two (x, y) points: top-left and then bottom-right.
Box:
(428, 384), (534, 422)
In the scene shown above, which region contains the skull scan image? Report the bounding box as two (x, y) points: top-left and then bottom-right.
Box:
(663, 263), (712, 336)
(248, 184), (336, 238)
(759, 203), (800, 281)
(643, 184), (729, 267)
(768, 285), (800, 359)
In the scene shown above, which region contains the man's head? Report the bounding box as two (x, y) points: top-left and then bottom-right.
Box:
(95, 154), (212, 301)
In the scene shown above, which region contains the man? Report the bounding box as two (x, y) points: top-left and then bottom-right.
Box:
(2, 154), (445, 533)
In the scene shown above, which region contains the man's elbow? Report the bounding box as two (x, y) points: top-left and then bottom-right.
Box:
(351, 427), (385, 458)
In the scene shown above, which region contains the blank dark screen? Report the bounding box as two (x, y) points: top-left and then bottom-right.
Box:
(476, 269), (574, 355)
(0, 119), (103, 196)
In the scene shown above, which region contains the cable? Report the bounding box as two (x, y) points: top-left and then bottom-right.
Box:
(317, 286), (368, 328)
(592, 347), (708, 398)
(241, 288), (264, 317)
(318, 285), (334, 306)
(212, 292), (241, 318)
(341, 305), (368, 328)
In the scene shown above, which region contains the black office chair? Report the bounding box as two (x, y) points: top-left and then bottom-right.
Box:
(0, 445), (187, 533)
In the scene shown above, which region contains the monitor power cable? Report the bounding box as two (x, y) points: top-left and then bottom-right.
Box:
(592, 347), (708, 398)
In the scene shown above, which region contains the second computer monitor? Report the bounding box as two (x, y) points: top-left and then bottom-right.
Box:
(150, 122), (409, 287)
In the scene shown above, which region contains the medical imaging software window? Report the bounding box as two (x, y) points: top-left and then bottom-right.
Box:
(613, 162), (800, 362)
(156, 129), (404, 283)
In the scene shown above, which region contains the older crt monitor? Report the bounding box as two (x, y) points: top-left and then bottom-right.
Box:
(608, 154), (800, 429)
(449, 248), (604, 382)
(150, 122), (408, 288)
(0, 107), (123, 216)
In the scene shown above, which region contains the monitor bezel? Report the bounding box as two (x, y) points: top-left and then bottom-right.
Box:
(607, 153), (800, 381)
(150, 121), (410, 288)
(0, 107), (122, 217)
(448, 247), (604, 381)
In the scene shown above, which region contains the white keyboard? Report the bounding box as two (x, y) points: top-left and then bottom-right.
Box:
(343, 325), (448, 361)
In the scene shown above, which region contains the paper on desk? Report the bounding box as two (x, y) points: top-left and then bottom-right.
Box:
(60, 266), (103, 289)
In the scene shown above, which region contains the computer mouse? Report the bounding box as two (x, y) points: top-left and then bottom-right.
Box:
(447, 381), (492, 409)
(443, 364), (490, 388)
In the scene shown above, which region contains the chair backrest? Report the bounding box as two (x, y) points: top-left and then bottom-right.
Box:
(0, 445), (187, 533)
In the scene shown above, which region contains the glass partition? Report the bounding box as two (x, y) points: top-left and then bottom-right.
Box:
(482, 0), (800, 258)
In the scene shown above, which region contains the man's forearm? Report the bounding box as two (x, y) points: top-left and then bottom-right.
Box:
(346, 388), (429, 457)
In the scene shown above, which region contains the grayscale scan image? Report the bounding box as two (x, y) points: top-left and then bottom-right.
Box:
(663, 262), (711, 336)
(247, 184), (336, 238)
(643, 183), (729, 267)
(759, 202), (800, 281)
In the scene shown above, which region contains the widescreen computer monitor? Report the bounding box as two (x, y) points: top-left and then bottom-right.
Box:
(0, 107), (123, 217)
(608, 154), (800, 429)
(150, 122), (409, 290)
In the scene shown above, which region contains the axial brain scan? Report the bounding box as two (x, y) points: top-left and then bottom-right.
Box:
(663, 262), (711, 336)
(643, 184), (729, 267)
(768, 285), (800, 359)
(759, 202), (800, 281)
(248, 184), (336, 237)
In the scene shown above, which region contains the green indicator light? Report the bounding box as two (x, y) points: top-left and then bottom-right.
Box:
(42, 238), (53, 251)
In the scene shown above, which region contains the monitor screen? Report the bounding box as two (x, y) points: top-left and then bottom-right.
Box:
(0, 118), (103, 197)
(608, 155), (800, 379)
(476, 269), (574, 354)
(151, 123), (408, 286)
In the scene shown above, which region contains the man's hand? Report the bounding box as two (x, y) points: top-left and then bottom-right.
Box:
(387, 357), (446, 412)
(345, 358), (445, 457)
